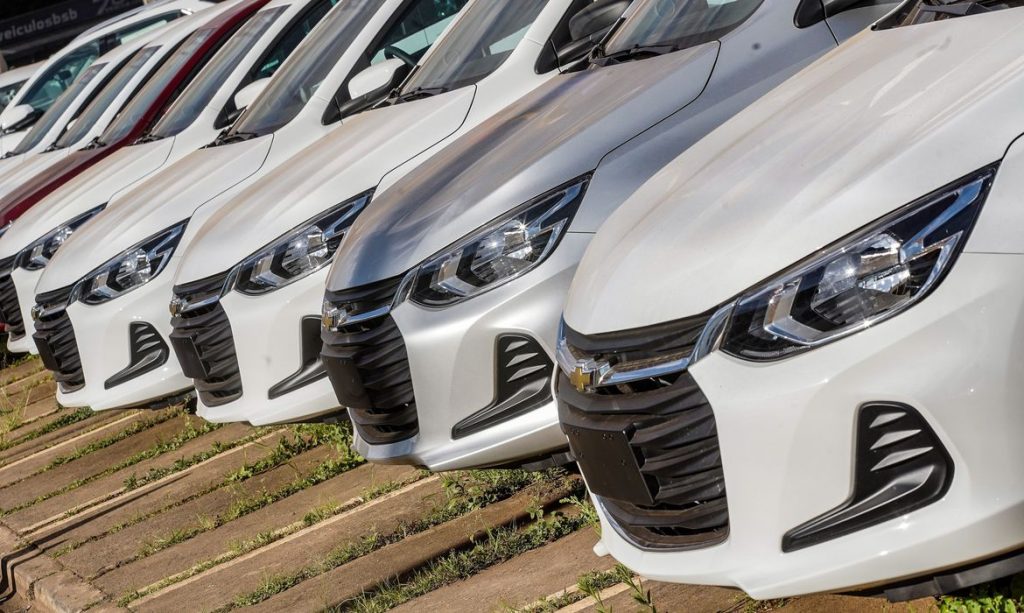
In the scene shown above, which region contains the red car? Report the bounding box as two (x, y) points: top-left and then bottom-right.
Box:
(0, 0), (271, 227)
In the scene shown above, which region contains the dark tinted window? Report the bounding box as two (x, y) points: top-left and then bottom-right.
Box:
(53, 46), (159, 148)
(876, 0), (1024, 28)
(98, 28), (216, 145)
(14, 11), (181, 114)
(254, 0), (337, 81)
(230, 0), (376, 137)
(11, 63), (106, 154)
(150, 9), (286, 138)
(399, 0), (543, 94)
(603, 0), (762, 56)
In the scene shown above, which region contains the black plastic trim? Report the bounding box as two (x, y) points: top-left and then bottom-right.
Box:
(104, 322), (170, 389)
(268, 316), (329, 400)
(451, 334), (554, 440)
(878, 548), (1024, 602)
(782, 402), (954, 552)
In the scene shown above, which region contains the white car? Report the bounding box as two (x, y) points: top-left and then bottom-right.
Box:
(0, 3), (240, 211)
(317, 0), (894, 471)
(558, 0), (1024, 600)
(168, 0), (626, 427)
(0, 0), (208, 156)
(34, 0), (470, 411)
(0, 62), (42, 115)
(0, 0), (336, 358)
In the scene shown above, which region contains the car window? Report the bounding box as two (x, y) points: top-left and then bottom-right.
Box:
(149, 8), (288, 139)
(876, 0), (1024, 27)
(98, 28), (218, 146)
(399, 0), (545, 95)
(602, 0), (763, 57)
(368, 0), (467, 65)
(254, 0), (338, 81)
(12, 11), (182, 116)
(0, 80), (25, 113)
(10, 63), (106, 155)
(229, 0), (379, 138)
(53, 46), (159, 149)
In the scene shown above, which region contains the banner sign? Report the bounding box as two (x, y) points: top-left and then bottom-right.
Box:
(0, 0), (143, 49)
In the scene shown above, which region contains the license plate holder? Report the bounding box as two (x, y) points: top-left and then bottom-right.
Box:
(564, 422), (654, 506)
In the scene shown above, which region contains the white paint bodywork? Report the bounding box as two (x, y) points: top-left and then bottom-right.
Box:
(320, 0), (893, 470)
(562, 7), (1024, 598)
(37, 0), (468, 411)
(0, 6), (233, 205)
(1, 0), (326, 356)
(0, 0), (212, 156)
(172, 0), (604, 425)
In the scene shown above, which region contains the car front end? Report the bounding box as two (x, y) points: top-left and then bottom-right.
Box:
(556, 3), (1024, 598)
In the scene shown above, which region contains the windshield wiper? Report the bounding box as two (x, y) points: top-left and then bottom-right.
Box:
(83, 136), (107, 150)
(392, 86), (449, 104)
(593, 44), (678, 66)
(212, 130), (260, 146)
(134, 131), (166, 144)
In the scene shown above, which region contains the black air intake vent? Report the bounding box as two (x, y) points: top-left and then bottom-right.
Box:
(782, 402), (954, 552)
(0, 256), (25, 337)
(32, 285), (83, 392)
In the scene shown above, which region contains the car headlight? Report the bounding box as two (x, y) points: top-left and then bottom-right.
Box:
(721, 164), (997, 361)
(233, 191), (371, 295)
(75, 220), (188, 305)
(17, 205), (106, 271)
(400, 176), (590, 308)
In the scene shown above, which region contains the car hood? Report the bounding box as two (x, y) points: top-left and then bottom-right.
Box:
(0, 150), (67, 196)
(327, 43), (719, 291)
(40, 136), (273, 290)
(0, 139), (174, 259)
(178, 86), (475, 281)
(564, 9), (1024, 335)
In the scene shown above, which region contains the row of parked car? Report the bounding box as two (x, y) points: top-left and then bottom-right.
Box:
(0, 0), (1019, 602)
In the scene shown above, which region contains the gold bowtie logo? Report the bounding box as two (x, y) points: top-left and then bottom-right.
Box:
(569, 364), (594, 393)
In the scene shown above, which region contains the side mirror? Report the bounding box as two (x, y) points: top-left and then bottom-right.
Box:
(1, 104), (37, 133)
(348, 58), (408, 101)
(557, 0), (631, 65)
(233, 78), (271, 114)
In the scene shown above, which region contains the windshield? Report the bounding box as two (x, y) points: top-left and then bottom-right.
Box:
(53, 47), (159, 149)
(12, 11), (182, 117)
(398, 0), (546, 95)
(229, 0), (372, 137)
(602, 0), (762, 58)
(149, 9), (287, 139)
(16, 43), (100, 115)
(98, 28), (218, 146)
(0, 79), (27, 114)
(10, 64), (105, 155)
(876, 0), (1024, 27)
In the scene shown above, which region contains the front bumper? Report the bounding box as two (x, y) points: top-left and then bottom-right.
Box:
(323, 233), (591, 471)
(171, 268), (339, 425)
(563, 252), (1024, 597)
(45, 257), (192, 411)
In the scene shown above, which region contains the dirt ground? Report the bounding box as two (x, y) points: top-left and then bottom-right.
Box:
(0, 358), (942, 612)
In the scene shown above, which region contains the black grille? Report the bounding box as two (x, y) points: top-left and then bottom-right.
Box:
(169, 272), (242, 406)
(321, 276), (417, 445)
(32, 285), (84, 392)
(558, 311), (728, 550)
(0, 256), (25, 338)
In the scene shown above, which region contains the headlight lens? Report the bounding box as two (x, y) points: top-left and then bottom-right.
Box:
(234, 191), (371, 295)
(76, 220), (187, 305)
(722, 165), (996, 361)
(17, 204), (106, 271)
(402, 176), (589, 308)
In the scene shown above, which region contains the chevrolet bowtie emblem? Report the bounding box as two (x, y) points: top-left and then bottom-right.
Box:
(30, 305), (42, 322)
(569, 362), (596, 392)
(322, 304), (349, 330)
